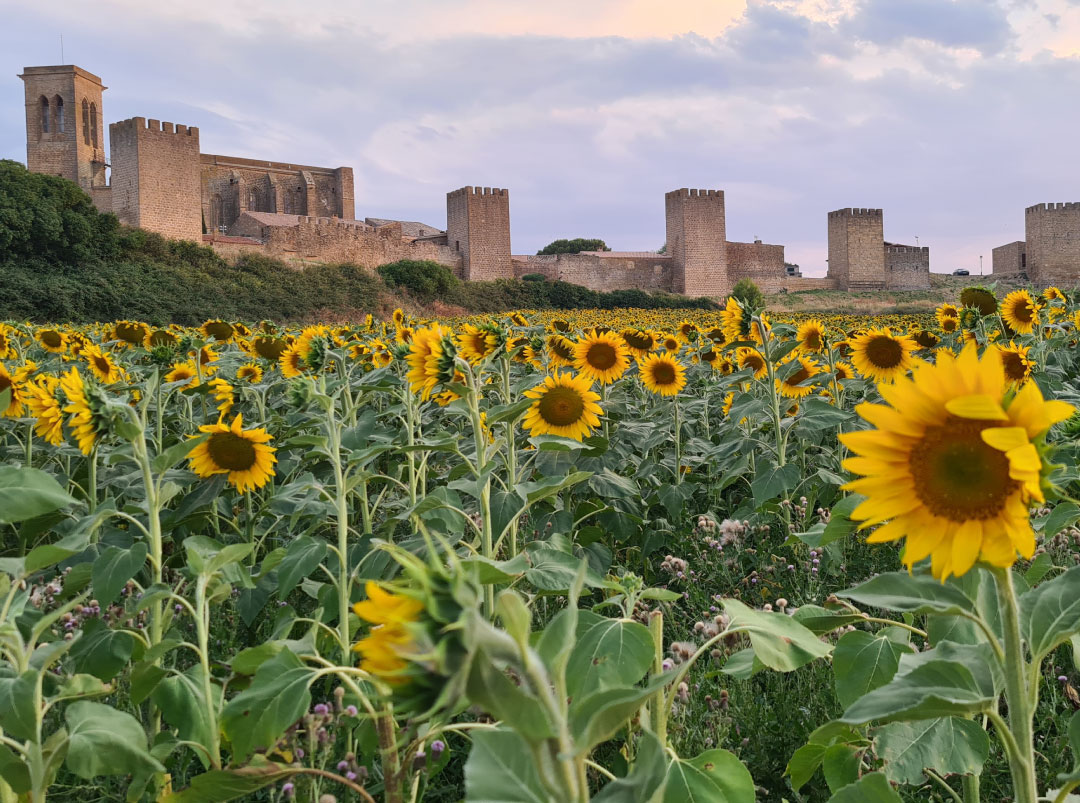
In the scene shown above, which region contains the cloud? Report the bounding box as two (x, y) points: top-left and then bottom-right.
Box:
(3, 0), (1080, 277)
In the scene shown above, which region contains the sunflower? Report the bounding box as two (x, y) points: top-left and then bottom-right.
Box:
(392, 308), (407, 327)
(735, 347), (768, 379)
(145, 328), (178, 349)
(550, 319), (571, 333)
(0, 325), (12, 359)
(661, 334), (681, 353)
(796, 319), (827, 353)
(546, 334), (576, 367)
(959, 287), (998, 316)
(849, 328), (917, 383)
(1001, 289), (1039, 334)
(82, 344), (122, 384)
(705, 326), (726, 345)
(59, 367), (101, 455)
(720, 296), (747, 343)
(237, 363), (264, 384)
(200, 320), (235, 342)
(834, 361), (855, 381)
(188, 413), (277, 493)
(113, 320), (149, 347)
(639, 353), (687, 396)
(509, 312), (529, 327)
(573, 330), (630, 385)
(209, 377), (235, 417)
(940, 316), (960, 334)
(279, 345), (308, 379)
(23, 377), (64, 446)
(522, 372), (603, 441)
(677, 320), (700, 343)
(840, 343), (1074, 580)
(776, 355), (820, 399)
(1044, 286), (1066, 302)
(165, 361), (200, 388)
(406, 326), (451, 401)
(456, 324), (498, 364)
(0, 363), (24, 417)
(913, 330), (939, 349)
(935, 303), (960, 327)
(36, 328), (68, 354)
(997, 342), (1033, 386)
(621, 328), (657, 358)
(252, 335), (289, 361)
(352, 581), (424, 684)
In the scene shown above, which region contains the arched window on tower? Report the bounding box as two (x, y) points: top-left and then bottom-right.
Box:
(89, 103), (98, 147)
(54, 96), (64, 133)
(40, 96), (50, 134)
(82, 100), (90, 145)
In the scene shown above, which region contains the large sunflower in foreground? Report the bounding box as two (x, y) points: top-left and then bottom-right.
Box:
(573, 330), (630, 385)
(456, 323), (498, 364)
(1001, 289), (1039, 335)
(188, 413), (277, 493)
(997, 342), (1033, 386)
(23, 377), (64, 445)
(352, 581), (423, 684)
(522, 372), (603, 441)
(36, 328), (68, 354)
(638, 353), (687, 396)
(59, 367), (102, 455)
(406, 326), (450, 401)
(849, 328), (917, 382)
(0, 363), (24, 417)
(83, 344), (122, 384)
(735, 347), (768, 380)
(840, 344), (1074, 580)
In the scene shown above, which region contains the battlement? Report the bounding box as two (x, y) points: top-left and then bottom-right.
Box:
(666, 188), (723, 199)
(1026, 202), (1080, 214)
(885, 245), (929, 254)
(113, 116), (199, 138)
(829, 208), (883, 218)
(448, 186), (508, 198)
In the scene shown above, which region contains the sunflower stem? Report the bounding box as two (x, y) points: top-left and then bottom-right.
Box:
(87, 447), (97, 514)
(673, 397), (682, 485)
(992, 566), (1037, 803)
(465, 365), (495, 617)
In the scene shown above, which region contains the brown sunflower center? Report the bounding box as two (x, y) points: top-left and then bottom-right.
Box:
(742, 354), (764, 373)
(865, 336), (903, 368)
(586, 342), (618, 370)
(537, 387), (585, 427)
(550, 339), (573, 360)
(1010, 300), (1033, 323)
(207, 431), (258, 471)
(624, 331), (652, 350)
(148, 330), (177, 347)
(651, 361), (677, 386)
(786, 366), (811, 386)
(205, 322), (234, 340)
(909, 416), (1018, 521)
(93, 355), (112, 375)
(41, 330), (63, 347)
(0, 375), (10, 393)
(1002, 352), (1027, 382)
(803, 330), (822, 349)
(255, 338), (288, 360)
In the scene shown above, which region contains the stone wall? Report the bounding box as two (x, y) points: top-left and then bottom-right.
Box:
(19, 65), (108, 194)
(201, 154), (354, 233)
(665, 188), (727, 296)
(512, 252), (672, 291)
(827, 208), (885, 290)
(219, 212), (462, 269)
(109, 117), (202, 242)
(727, 241), (786, 291)
(884, 245), (931, 290)
(446, 187), (513, 280)
(992, 241), (1026, 276)
(1026, 203), (1080, 286)
(783, 277), (840, 292)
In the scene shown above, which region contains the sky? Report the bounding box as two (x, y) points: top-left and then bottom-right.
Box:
(3, 0), (1080, 277)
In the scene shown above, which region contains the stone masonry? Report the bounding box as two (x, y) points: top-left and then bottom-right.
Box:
(992, 241), (1026, 277)
(1024, 203), (1080, 286)
(446, 187), (513, 280)
(19, 62), (948, 297)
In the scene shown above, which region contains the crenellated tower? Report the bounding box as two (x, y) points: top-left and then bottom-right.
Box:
(1025, 202), (1080, 286)
(665, 188), (728, 296)
(827, 208), (885, 290)
(446, 186), (512, 280)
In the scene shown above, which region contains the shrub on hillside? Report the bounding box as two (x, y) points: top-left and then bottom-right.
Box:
(377, 259), (459, 301)
(731, 278), (765, 310)
(536, 238), (610, 255)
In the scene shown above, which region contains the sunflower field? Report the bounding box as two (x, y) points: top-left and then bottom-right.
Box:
(2, 285), (1080, 803)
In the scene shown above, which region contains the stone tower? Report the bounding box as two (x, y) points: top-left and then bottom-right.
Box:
(1025, 202), (1080, 287)
(665, 189), (728, 297)
(19, 65), (108, 196)
(827, 208), (885, 290)
(109, 117), (202, 242)
(446, 187), (512, 280)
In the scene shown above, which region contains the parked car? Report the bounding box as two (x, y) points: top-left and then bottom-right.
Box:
(952, 269), (970, 276)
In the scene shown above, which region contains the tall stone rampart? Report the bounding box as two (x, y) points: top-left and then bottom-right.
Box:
(665, 189), (727, 296)
(446, 187), (512, 280)
(884, 245), (931, 290)
(1025, 203), (1080, 286)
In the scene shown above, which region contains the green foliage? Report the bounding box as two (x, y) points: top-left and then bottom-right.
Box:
(377, 259), (459, 301)
(447, 279), (717, 312)
(730, 277), (765, 310)
(536, 238), (610, 255)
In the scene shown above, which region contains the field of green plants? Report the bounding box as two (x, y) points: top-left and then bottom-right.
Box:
(1, 288), (1080, 803)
